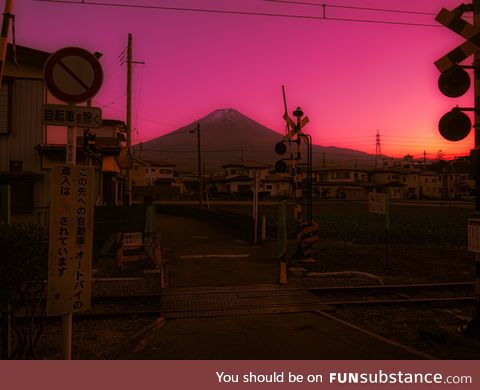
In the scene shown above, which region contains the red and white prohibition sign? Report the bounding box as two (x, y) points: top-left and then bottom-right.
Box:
(43, 47), (103, 103)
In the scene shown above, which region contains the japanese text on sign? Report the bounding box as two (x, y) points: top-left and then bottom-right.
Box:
(42, 104), (102, 128)
(368, 192), (387, 215)
(47, 165), (94, 316)
(468, 218), (480, 253)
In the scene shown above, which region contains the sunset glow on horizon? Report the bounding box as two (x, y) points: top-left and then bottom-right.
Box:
(12, 0), (480, 159)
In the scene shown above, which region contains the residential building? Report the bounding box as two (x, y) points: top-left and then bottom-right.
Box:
(0, 44), (51, 225)
(0, 44), (129, 226)
(313, 168), (373, 200)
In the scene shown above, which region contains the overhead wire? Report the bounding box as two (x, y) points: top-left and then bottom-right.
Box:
(264, 0), (437, 16)
(35, 0), (469, 157)
(34, 0), (442, 27)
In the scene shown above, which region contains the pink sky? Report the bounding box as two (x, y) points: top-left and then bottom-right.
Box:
(12, 0), (478, 158)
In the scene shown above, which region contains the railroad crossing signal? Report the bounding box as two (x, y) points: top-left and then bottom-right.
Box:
(434, 8), (480, 72)
(435, 6), (478, 142)
(438, 66), (470, 98)
(275, 107), (310, 174)
(439, 108), (472, 141)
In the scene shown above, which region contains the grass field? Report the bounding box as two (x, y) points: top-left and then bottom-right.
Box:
(213, 200), (475, 284)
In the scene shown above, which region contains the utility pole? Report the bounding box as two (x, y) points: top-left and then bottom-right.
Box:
(375, 130), (381, 169)
(190, 123), (202, 208)
(0, 0), (14, 85)
(125, 33), (144, 205)
(126, 33), (132, 205)
(0, 0), (13, 360)
(253, 169), (259, 243)
(197, 123), (202, 209)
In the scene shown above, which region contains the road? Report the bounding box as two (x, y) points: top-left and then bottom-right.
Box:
(113, 213), (433, 359)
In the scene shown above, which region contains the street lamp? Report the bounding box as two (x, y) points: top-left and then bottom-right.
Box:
(190, 123), (202, 208)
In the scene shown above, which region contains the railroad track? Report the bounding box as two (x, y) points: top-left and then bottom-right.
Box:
(74, 281), (475, 319)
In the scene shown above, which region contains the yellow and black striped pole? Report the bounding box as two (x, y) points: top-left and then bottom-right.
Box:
(0, 0), (14, 85)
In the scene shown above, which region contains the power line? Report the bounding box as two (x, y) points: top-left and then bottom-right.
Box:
(264, 0), (437, 16)
(34, 0), (442, 28)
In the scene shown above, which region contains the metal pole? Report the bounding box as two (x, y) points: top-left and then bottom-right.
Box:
(253, 169), (258, 244)
(196, 123), (202, 209)
(0, 0), (13, 85)
(126, 33), (132, 205)
(466, 0), (480, 335)
(294, 110), (303, 256)
(62, 105), (76, 360)
(262, 214), (267, 241)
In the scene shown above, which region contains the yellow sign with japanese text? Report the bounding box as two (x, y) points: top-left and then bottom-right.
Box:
(47, 165), (94, 316)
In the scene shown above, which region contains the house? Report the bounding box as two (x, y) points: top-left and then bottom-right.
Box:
(131, 155), (181, 200)
(313, 168), (374, 200)
(369, 169), (407, 200)
(440, 158), (472, 200)
(222, 161), (271, 196)
(0, 44), (51, 225)
(0, 44), (130, 226)
(262, 174), (291, 197)
(415, 171), (442, 199)
(223, 161), (270, 179)
(37, 119), (129, 206)
(131, 155), (177, 186)
(206, 174), (228, 197)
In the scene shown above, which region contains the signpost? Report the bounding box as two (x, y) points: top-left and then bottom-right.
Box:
(44, 46), (102, 359)
(468, 218), (480, 253)
(434, 1), (480, 335)
(47, 166), (94, 316)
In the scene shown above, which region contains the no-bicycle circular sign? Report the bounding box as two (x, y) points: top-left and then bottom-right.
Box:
(43, 47), (103, 103)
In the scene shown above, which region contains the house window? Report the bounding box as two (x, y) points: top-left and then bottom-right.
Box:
(265, 184), (273, 190)
(354, 172), (358, 179)
(11, 181), (34, 214)
(0, 79), (12, 134)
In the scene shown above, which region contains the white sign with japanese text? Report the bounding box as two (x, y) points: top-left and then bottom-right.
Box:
(468, 218), (480, 253)
(47, 165), (94, 316)
(42, 104), (102, 128)
(368, 192), (387, 215)
(123, 232), (143, 247)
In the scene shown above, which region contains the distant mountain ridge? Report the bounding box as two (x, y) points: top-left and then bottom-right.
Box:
(132, 108), (375, 172)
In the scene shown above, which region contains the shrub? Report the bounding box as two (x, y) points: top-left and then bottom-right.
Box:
(0, 223), (48, 359)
